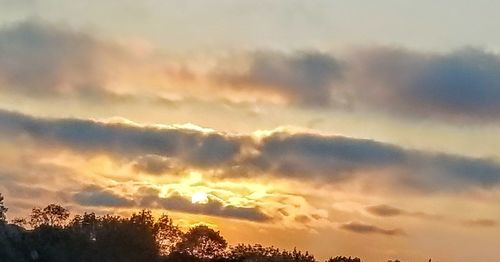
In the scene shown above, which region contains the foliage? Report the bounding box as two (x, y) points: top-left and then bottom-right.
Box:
(0, 193), (7, 223)
(326, 256), (362, 262)
(155, 214), (183, 255)
(175, 225), (228, 260)
(226, 244), (316, 262)
(29, 204), (70, 228)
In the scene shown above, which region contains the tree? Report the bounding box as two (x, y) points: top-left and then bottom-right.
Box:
(227, 244), (316, 262)
(10, 217), (28, 227)
(0, 193), (7, 224)
(69, 212), (99, 241)
(175, 225), (227, 260)
(130, 210), (155, 228)
(29, 204), (70, 228)
(90, 212), (159, 262)
(327, 256), (362, 262)
(154, 214), (183, 255)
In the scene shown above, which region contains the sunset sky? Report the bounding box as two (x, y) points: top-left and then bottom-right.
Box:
(1, 1), (500, 261)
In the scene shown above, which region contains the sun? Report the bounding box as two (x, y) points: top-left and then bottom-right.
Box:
(191, 191), (209, 204)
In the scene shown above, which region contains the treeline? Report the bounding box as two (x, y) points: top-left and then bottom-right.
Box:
(0, 193), (408, 262)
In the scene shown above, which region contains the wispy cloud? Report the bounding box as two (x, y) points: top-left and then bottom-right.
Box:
(462, 219), (497, 228)
(3, 20), (500, 123)
(140, 193), (271, 222)
(366, 204), (441, 220)
(340, 222), (405, 236)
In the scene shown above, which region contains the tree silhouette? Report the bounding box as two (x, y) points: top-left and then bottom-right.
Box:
(154, 214), (183, 255)
(90, 212), (159, 262)
(227, 244), (316, 262)
(0, 193), (7, 224)
(0, 196), (422, 262)
(69, 212), (98, 241)
(29, 204), (70, 228)
(10, 217), (28, 227)
(175, 225), (227, 260)
(326, 256), (362, 262)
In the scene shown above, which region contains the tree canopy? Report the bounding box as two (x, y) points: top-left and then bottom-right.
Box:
(0, 193), (416, 262)
(0, 193), (7, 223)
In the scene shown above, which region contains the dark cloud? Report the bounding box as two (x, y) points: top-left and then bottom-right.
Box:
(132, 155), (177, 175)
(294, 215), (311, 224)
(0, 110), (241, 168)
(247, 132), (500, 192)
(3, 19), (500, 122)
(140, 194), (270, 222)
(214, 47), (500, 122)
(0, 19), (176, 107)
(340, 222), (405, 236)
(73, 186), (135, 207)
(350, 47), (500, 122)
(366, 205), (441, 220)
(0, 19), (126, 99)
(1, 109), (500, 193)
(249, 132), (406, 179)
(0, 178), (57, 200)
(215, 51), (343, 106)
(366, 205), (404, 217)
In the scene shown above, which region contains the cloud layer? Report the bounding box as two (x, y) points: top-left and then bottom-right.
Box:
(1, 109), (500, 194)
(0, 19), (128, 99)
(247, 132), (500, 191)
(214, 48), (500, 121)
(0, 110), (241, 168)
(348, 47), (500, 121)
(2, 20), (500, 122)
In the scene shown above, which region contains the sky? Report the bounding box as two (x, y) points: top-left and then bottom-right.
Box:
(0, 1), (499, 261)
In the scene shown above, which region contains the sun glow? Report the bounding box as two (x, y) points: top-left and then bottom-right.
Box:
(191, 191), (209, 204)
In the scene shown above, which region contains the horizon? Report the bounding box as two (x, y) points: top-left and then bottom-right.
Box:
(0, 1), (499, 261)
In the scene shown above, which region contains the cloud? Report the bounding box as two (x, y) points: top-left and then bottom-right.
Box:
(366, 205), (403, 217)
(294, 215), (312, 224)
(249, 132), (406, 179)
(1, 109), (500, 193)
(248, 132), (500, 192)
(213, 47), (500, 122)
(0, 109), (241, 168)
(73, 186), (135, 207)
(2, 19), (500, 122)
(140, 194), (270, 222)
(0, 19), (180, 107)
(0, 19), (128, 99)
(214, 51), (343, 106)
(72, 185), (270, 222)
(366, 205), (440, 220)
(463, 219), (497, 227)
(348, 47), (500, 122)
(132, 155), (178, 175)
(340, 222), (405, 236)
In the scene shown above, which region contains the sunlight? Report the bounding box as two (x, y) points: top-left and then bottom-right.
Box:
(191, 191), (209, 204)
